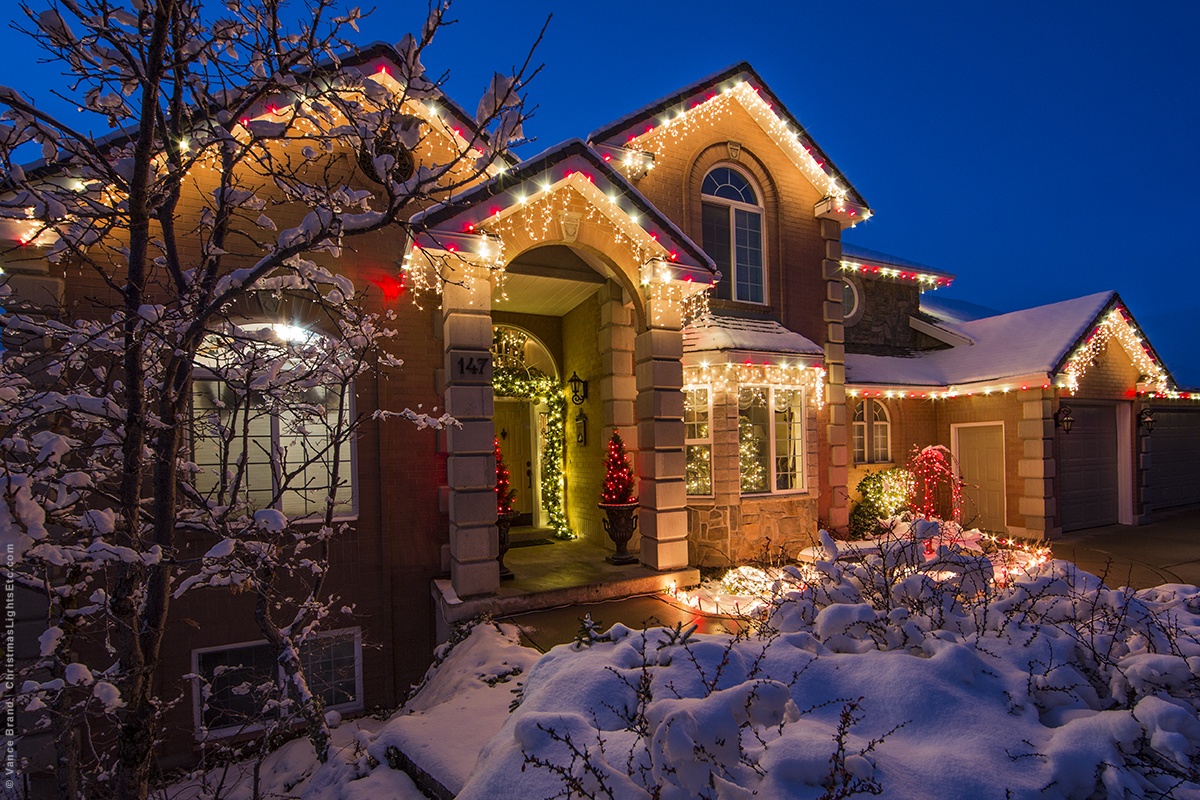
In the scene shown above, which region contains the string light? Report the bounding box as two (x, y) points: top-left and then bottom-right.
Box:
(1060, 306), (1169, 395)
(684, 363), (825, 409)
(840, 259), (951, 289)
(490, 367), (572, 538)
(613, 81), (863, 213)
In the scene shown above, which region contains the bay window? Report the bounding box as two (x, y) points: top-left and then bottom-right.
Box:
(684, 387), (712, 496)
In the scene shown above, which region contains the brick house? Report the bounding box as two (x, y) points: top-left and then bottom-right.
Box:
(9, 51), (1199, 771)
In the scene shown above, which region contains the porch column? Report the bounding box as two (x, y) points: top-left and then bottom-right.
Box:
(820, 218), (850, 531)
(635, 289), (688, 570)
(1018, 389), (1056, 539)
(442, 278), (499, 597)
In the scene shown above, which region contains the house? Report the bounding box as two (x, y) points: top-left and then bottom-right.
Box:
(8, 50), (1199, 778)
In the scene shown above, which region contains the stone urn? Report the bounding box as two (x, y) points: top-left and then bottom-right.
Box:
(598, 502), (639, 565)
(496, 510), (519, 580)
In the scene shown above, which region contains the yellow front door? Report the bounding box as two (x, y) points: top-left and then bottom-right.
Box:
(494, 399), (534, 520)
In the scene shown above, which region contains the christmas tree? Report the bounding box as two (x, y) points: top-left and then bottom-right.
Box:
(600, 429), (637, 505)
(494, 437), (516, 515)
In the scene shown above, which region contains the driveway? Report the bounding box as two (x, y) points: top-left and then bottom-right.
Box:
(1050, 508), (1200, 589)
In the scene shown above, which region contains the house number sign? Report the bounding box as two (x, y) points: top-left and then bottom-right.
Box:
(448, 350), (493, 384)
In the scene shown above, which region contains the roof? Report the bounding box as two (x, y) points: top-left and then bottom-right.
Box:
(841, 242), (955, 286)
(919, 295), (1003, 325)
(846, 291), (1119, 387)
(587, 62), (869, 213)
(9, 41), (500, 185)
(409, 138), (716, 277)
(683, 311), (824, 359)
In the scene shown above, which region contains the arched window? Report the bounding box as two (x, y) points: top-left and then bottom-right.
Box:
(191, 322), (355, 519)
(701, 166), (765, 303)
(852, 399), (891, 464)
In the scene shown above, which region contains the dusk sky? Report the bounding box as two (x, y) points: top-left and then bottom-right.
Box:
(3, 1), (1197, 384)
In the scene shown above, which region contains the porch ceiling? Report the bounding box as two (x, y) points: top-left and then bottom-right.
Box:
(493, 270), (602, 316)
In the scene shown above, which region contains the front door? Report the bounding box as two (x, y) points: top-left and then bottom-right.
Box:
(955, 423), (1007, 533)
(494, 399), (535, 525)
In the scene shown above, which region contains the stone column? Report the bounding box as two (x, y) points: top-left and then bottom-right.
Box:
(820, 218), (850, 531)
(442, 278), (499, 597)
(634, 286), (689, 570)
(598, 282), (637, 452)
(1018, 390), (1056, 539)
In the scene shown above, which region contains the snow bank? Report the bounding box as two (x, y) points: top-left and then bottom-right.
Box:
(459, 555), (1200, 799)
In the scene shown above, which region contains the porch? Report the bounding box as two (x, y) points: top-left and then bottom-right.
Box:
(432, 529), (701, 641)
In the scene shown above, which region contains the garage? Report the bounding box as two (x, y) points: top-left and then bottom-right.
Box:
(1149, 408), (1200, 510)
(1059, 404), (1120, 531)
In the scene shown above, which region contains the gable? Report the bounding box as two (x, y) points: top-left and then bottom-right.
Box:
(589, 63), (869, 227)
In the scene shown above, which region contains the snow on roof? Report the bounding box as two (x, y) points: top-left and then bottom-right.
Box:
(920, 295), (1004, 325)
(847, 291), (1117, 387)
(587, 62), (869, 212)
(684, 312), (824, 358)
(840, 243), (955, 283)
(409, 139), (715, 275)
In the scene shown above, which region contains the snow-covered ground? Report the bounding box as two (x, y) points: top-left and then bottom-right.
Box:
(170, 531), (1200, 799)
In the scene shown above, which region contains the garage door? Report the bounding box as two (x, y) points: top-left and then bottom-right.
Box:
(1059, 404), (1119, 531)
(1150, 409), (1200, 509)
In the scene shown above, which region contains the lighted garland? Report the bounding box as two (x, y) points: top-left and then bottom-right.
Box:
(491, 367), (573, 539)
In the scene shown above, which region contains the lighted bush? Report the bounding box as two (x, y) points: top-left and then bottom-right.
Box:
(848, 467), (914, 539)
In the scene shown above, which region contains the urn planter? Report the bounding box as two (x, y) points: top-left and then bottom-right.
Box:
(496, 510), (519, 580)
(598, 501), (639, 565)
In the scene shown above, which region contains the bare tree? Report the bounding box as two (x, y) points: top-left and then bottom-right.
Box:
(0, 1), (540, 797)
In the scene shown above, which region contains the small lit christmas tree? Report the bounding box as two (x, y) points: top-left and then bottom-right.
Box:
(739, 417), (768, 493)
(600, 429), (637, 505)
(494, 437), (516, 515)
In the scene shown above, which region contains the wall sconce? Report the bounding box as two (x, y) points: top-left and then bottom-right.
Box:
(575, 411), (588, 445)
(567, 371), (588, 406)
(1054, 405), (1074, 434)
(1138, 407), (1156, 434)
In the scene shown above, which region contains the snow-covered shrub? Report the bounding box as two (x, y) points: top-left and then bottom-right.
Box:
(460, 553), (1200, 799)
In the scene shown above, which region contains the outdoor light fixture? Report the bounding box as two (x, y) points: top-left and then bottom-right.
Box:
(1054, 405), (1074, 433)
(568, 371), (588, 405)
(1139, 407), (1156, 434)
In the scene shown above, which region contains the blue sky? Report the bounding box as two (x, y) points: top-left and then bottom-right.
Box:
(3, 1), (1197, 384)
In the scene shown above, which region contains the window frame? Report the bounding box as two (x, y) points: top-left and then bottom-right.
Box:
(190, 339), (359, 523)
(191, 627), (365, 741)
(738, 384), (808, 496)
(701, 165), (767, 305)
(684, 385), (713, 497)
(852, 399), (892, 465)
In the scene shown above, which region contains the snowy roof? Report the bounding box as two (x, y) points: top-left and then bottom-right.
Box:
(10, 41), (495, 185)
(683, 312), (824, 359)
(587, 62), (869, 212)
(847, 291), (1118, 387)
(409, 139), (716, 276)
(920, 295), (1004, 325)
(840, 243), (955, 283)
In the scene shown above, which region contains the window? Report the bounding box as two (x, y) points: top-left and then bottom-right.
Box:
(193, 629), (363, 737)
(853, 400), (891, 464)
(701, 166), (764, 303)
(738, 386), (806, 493)
(684, 387), (712, 496)
(191, 325), (355, 519)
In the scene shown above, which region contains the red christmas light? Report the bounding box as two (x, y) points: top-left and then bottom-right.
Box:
(599, 429), (637, 505)
(494, 437), (516, 515)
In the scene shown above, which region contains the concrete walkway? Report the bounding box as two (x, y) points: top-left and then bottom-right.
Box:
(1049, 508), (1200, 589)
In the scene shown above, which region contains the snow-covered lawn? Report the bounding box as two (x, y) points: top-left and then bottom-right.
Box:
(172, 532), (1200, 799)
